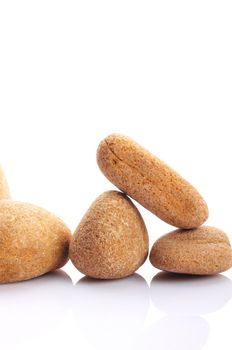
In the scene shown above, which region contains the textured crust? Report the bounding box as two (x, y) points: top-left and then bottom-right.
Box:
(69, 191), (149, 279)
(0, 200), (71, 283)
(0, 166), (10, 200)
(149, 226), (232, 275)
(97, 134), (208, 229)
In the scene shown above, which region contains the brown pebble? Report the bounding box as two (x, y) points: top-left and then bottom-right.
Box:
(0, 166), (10, 200)
(149, 226), (232, 275)
(97, 134), (208, 229)
(0, 200), (71, 283)
(69, 191), (149, 279)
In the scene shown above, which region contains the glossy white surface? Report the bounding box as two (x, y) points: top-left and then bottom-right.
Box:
(1, 263), (232, 350)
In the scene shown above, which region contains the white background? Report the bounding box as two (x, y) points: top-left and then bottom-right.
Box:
(1, 1), (232, 349)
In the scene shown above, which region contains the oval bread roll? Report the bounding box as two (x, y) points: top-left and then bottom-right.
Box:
(97, 134), (208, 229)
(0, 166), (10, 200)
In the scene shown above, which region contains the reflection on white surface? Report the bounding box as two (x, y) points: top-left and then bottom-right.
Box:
(73, 274), (150, 350)
(139, 316), (210, 350)
(1, 270), (232, 350)
(150, 272), (232, 315)
(0, 271), (72, 349)
(142, 272), (232, 350)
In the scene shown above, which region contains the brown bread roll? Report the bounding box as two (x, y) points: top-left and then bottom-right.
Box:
(97, 134), (208, 229)
(69, 191), (149, 279)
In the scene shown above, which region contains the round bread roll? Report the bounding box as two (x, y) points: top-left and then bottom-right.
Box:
(149, 226), (232, 275)
(69, 191), (149, 279)
(0, 200), (71, 283)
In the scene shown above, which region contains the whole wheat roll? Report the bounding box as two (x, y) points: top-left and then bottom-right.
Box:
(97, 134), (208, 229)
(149, 226), (232, 275)
(0, 200), (71, 283)
(0, 166), (10, 200)
(69, 191), (149, 279)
